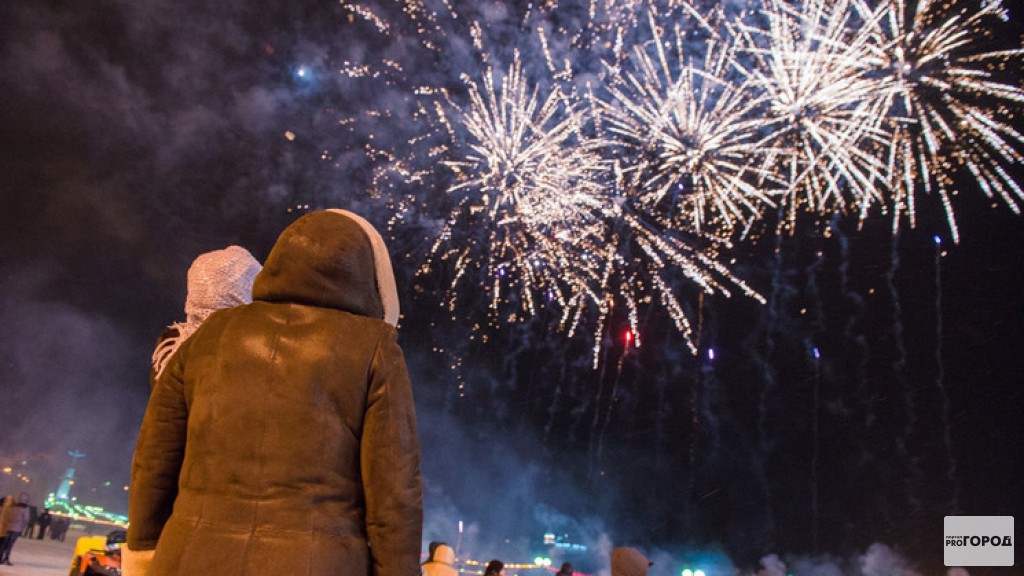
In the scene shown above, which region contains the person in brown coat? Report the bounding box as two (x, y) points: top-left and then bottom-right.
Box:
(125, 209), (423, 576)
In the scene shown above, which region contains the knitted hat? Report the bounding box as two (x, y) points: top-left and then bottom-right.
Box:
(183, 245), (262, 325)
(151, 245), (261, 379)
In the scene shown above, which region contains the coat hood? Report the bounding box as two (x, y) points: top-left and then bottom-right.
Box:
(610, 547), (652, 576)
(422, 544), (458, 576)
(431, 544), (455, 565)
(252, 210), (399, 325)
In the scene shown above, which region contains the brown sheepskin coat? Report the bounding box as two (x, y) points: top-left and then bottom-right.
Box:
(128, 211), (423, 576)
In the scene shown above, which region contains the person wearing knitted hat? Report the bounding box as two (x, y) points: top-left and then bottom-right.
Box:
(125, 210), (422, 576)
(610, 547), (653, 576)
(149, 245), (262, 385)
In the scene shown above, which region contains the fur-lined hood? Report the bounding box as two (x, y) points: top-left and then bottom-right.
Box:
(252, 210), (399, 326)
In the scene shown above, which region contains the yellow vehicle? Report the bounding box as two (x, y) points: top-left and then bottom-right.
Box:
(68, 530), (124, 576)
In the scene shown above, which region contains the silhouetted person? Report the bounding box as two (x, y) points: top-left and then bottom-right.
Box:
(556, 561), (574, 576)
(36, 508), (52, 539)
(50, 515), (69, 542)
(483, 559), (504, 576)
(126, 210), (422, 576)
(21, 505), (37, 538)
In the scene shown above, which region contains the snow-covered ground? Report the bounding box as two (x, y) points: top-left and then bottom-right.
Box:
(0, 530), (90, 576)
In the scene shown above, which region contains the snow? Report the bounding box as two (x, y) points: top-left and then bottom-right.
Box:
(0, 530), (89, 576)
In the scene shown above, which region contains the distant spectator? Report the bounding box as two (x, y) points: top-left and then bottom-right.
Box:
(610, 547), (652, 576)
(423, 541), (445, 564)
(0, 493), (31, 565)
(51, 515), (70, 542)
(483, 559), (504, 576)
(36, 508), (52, 539)
(21, 505), (37, 538)
(556, 562), (574, 576)
(0, 496), (8, 559)
(422, 543), (457, 576)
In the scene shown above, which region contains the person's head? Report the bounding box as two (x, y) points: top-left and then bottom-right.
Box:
(152, 245), (261, 380)
(424, 541), (446, 563)
(253, 209), (399, 326)
(184, 245), (262, 326)
(610, 547), (652, 576)
(106, 530), (126, 554)
(557, 562), (574, 575)
(430, 544), (456, 566)
(484, 559), (504, 575)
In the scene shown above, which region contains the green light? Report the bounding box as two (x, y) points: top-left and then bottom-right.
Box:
(682, 569), (693, 576)
(695, 570), (706, 576)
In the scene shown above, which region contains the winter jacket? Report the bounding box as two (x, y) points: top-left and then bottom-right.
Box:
(0, 502), (30, 534)
(127, 210), (423, 576)
(610, 547), (651, 576)
(421, 544), (458, 576)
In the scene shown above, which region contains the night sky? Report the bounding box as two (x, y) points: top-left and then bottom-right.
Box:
(1, 0), (1022, 574)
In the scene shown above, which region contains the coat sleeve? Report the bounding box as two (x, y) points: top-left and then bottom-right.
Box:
(127, 343), (189, 554)
(361, 326), (423, 576)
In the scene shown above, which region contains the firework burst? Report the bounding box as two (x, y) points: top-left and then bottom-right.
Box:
(332, 0), (1024, 363)
(734, 0), (895, 230)
(598, 8), (778, 235)
(426, 53), (609, 321)
(864, 0), (1024, 242)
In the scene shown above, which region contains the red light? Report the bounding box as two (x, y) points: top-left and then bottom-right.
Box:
(624, 330), (633, 345)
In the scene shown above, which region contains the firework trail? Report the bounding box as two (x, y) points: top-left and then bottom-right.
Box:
(865, 0), (1024, 243)
(810, 342), (821, 553)
(833, 219), (870, 426)
(932, 235), (959, 512)
(883, 233), (923, 511)
(587, 341), (627, 485)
